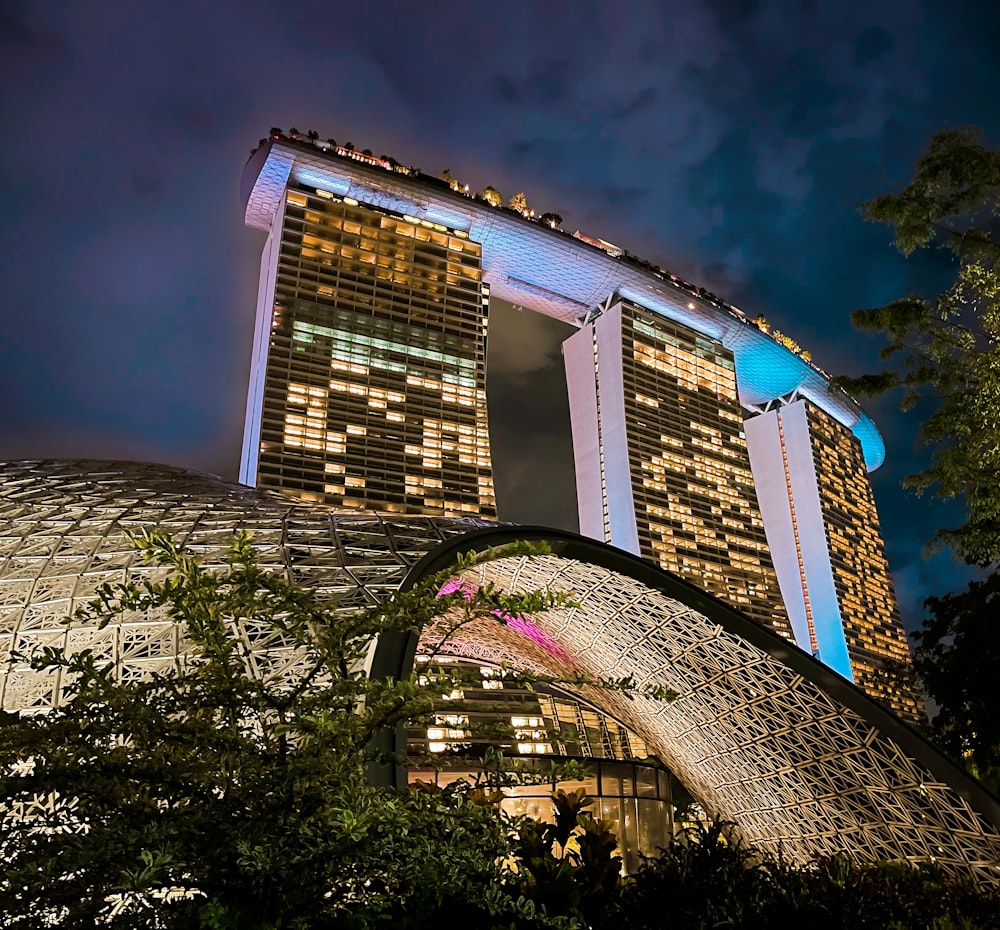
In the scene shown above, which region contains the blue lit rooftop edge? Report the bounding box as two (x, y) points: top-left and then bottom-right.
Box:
(241, 135), (886, 471)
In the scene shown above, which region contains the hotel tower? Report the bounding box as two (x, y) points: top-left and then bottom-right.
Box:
(239, 131), (919, 719)
(241, 183), (495, 519)
(12, 132), (1000, 888)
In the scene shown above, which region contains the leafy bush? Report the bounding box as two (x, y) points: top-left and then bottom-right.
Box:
(592, 819), (1000, 930)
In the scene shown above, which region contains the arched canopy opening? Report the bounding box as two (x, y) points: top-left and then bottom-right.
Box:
(374, 526), (1000, 883)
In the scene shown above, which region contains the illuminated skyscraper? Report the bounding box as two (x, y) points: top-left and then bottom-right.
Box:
(565, 299), (789, 634)
(744, 399), (920, 719)
(241, 184), (495, 517)
(240, 131), (916, 716)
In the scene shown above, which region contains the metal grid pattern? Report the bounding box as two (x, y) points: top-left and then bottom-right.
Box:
(0, 459), (486, 711)
(3, 460), (999, 883)
(421, 553), (1000, 883)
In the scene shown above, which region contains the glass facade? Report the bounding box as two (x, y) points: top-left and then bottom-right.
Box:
(407, 657), (685, 873)
(412, 759), (679, 874)
(255, 188), (496, 518)
(805, 404), (922, 719)
(617, 302), (790, 635)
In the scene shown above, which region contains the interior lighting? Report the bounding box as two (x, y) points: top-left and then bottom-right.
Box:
(343, 196), (359, 206)
(315, 189), (334, 200)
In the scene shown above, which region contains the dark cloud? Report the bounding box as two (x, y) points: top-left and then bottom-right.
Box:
(605, 86), (658, 120)
(0, 7), (35, 45)
(0, 4), (68, 57)
(489, 59), (578, 107)
(777, 51), (851, 137)
(1, 0), (998, 618)
(601, 185), (647, 209)
(131, 174), (164, 199)
(492, 74), (520, 103)
(852, 25), (894, 66)
(150, 95), (221, 138)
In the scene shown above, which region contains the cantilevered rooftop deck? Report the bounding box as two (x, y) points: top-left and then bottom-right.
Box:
(241, 136), (884, 470)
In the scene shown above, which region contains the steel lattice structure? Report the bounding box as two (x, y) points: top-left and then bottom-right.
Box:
(0, 459), (486, 711)
(2, 460), (1000, 882)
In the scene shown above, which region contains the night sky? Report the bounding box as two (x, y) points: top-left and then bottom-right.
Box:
(2, 1), (999, 629)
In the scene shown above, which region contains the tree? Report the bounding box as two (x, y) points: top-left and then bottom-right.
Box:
(539, 213), (563, 229)
(840, 127), (1000, 784)
(911, 571), (1000, 789)
(838, 127), (1000, 565)
(512, 788), (621, 920)
(481, 186), (502, 207)
(0, 531), (580, 929)
(598, 820), (1000, 930)
(509, 192), (530, 215)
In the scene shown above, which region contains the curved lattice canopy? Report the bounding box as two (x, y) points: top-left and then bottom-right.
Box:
(2, 460), (999, 882)
(0, 459), (486, 710)
(398, 529), (1000, 882)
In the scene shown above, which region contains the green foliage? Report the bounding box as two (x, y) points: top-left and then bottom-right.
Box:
(0, 530), (580, 929)
(912, 570), (1000, 784)
(5, 531), (997, 927)
(839, 125), (1000, 787)
(838, 127), (1000, 564)
(511, 788), (622, 922)
(594, 818), (1000, 929)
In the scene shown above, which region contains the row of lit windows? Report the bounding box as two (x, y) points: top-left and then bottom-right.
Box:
(276, 269), (486, 317)
(268, 373), (484, 420)
(258, 455), (491, 493)
(292, 252), (480, 297)
(290, 320), (479, 387)
(277, 300), (486, 352)
(286, 189), (481, 256)
(277, 259), (485, 312)
(631, 344), (738, 401)
(629, 315), (735, 368)
(296, 246), (483, 291)
(288, 219), (482, 268)
(801, 405), (918, 716)
(298, 231), (482, 278)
